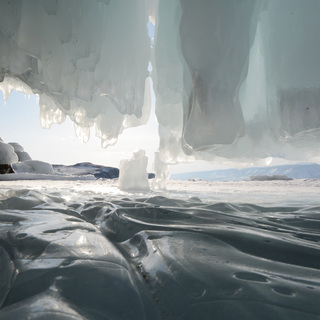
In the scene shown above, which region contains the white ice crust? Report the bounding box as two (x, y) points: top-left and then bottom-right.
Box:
(0, 0), (320, 173)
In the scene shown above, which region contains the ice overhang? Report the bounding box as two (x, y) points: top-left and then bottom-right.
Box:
(0, 0), (320, 166)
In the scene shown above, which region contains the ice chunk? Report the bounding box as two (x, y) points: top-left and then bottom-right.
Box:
(0, 142), (18, 164)
(7, 142), (32, 162)
(152, 152), (170, 190)
(119, 150), (150, 192)
(6, 142), (32, 162)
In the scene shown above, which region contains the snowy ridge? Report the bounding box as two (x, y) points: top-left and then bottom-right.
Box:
(171, 163), (320, 181)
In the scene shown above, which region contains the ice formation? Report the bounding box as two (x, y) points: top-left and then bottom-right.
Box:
(8, 142), (31, 161)
(12, 160), (54, 174)
(1, 0), (320, 173)
(0, 140), (33, 166)
(0, 141), (18, 164)
(0, 0), (150, 147)
(119, 149), (150, 191)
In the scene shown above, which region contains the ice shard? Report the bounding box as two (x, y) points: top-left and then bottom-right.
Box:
(154, 0), (320, 165)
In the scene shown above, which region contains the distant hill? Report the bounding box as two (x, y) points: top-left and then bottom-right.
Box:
(53, 162), (155, 180)
(53, 162), (120, 179)
(171, 163), (320, 181)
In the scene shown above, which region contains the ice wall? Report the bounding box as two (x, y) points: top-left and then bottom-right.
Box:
(1, 0), (320, 172)
(153, 0), (320, 165)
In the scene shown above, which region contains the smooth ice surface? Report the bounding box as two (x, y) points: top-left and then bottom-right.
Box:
(0, 179), (319, 319)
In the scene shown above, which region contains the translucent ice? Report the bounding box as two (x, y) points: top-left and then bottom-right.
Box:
(153, 0), (320, 164)
(119, 150), (150, 191)
(1, 0), (320, 171)
(0, 0), (150, 147)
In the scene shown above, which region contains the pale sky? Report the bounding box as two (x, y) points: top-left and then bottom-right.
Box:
(0, 88), (234, 174)
(0, 89), (299, 174)
(0, 89), (161, 171)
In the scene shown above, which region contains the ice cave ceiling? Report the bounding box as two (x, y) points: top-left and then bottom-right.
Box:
(0, 0), (320, 166)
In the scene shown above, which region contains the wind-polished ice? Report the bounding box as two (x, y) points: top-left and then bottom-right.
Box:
(0, 184), (319, 319)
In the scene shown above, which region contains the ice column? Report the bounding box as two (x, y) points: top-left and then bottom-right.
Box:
(153, 0), (261, 164)
(152, 0), (185, 164)
(179, 0), (259, 151)
(118, 150), (150, 192)
(260, 0), (320, 138)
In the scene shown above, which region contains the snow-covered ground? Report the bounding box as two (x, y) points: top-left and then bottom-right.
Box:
(167, 178), (320, 205)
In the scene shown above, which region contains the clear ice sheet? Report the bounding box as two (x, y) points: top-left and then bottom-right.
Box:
(0, 180), (319, 319)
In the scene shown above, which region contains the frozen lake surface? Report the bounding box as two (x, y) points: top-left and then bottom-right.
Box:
(0, 179), (319, 319)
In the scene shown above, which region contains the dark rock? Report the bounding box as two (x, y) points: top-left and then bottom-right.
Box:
(94, 168), (120, 179)
(0, 164), (15, 174)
